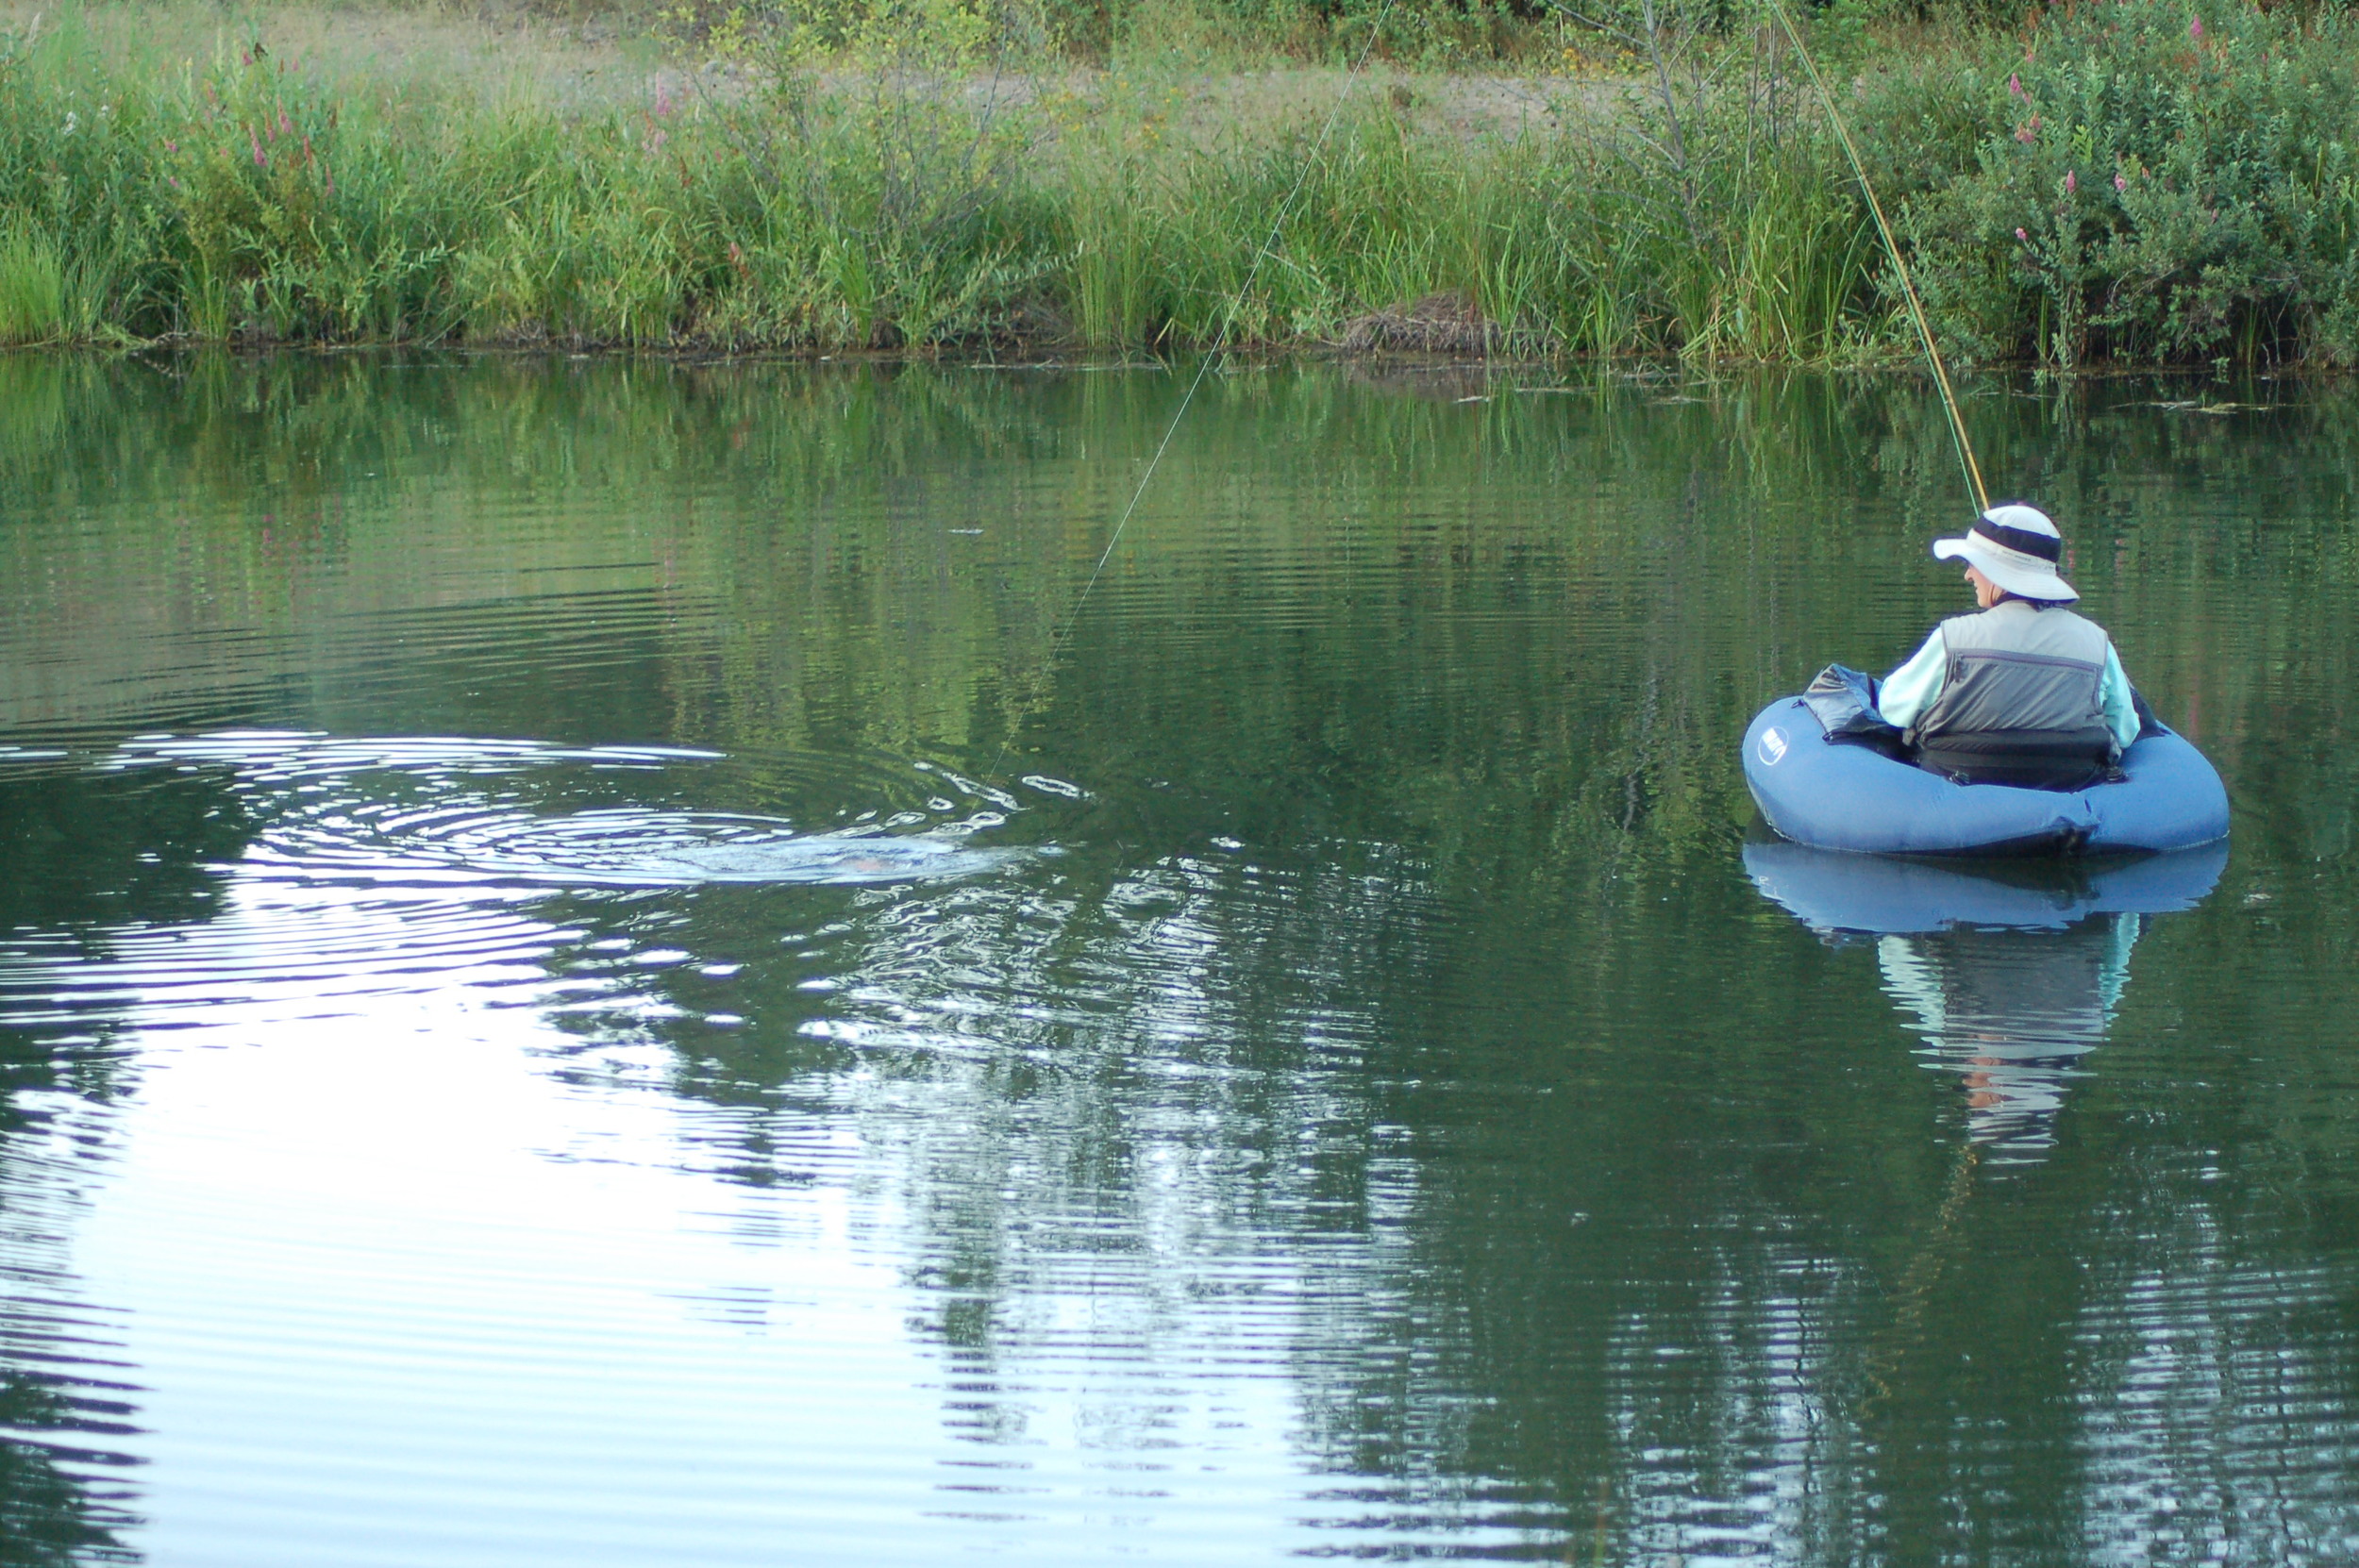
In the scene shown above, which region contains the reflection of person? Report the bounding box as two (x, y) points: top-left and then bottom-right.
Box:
(1876, 913), (2141, 1163)
(1876, 505), (2142, 788)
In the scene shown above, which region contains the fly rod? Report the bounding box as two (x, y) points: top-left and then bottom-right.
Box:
(1762, 0), (1990, 515)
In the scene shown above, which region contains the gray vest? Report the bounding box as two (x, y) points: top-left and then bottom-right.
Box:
(1907, 601), (2118, 777)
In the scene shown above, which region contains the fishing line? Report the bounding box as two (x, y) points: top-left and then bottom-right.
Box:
(1762, 0), (1990, 515)
(987, 0), (1400, 787)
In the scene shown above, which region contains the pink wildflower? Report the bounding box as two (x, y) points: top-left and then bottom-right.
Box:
(2189, 16), (2201, 40)
(2116, 172), (2128, 192)
(251, 129), (266, 167)
(2016, 227), (2030, 241)
(162, 138), (177, 153)
(2009, 73), (2025, 98)
(2065, 169), (2078, 195)
(655, 85), (674, 117)
(277, 109), (293, 138)
(2016, 115), (2040, 144)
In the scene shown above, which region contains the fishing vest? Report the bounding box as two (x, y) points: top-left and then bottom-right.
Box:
(1906, 600), (2118, 788)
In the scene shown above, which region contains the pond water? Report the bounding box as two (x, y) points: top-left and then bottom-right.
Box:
(2, 355), (2356, 1567)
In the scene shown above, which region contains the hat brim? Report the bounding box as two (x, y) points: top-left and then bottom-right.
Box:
(1932, 535), (2079, 602)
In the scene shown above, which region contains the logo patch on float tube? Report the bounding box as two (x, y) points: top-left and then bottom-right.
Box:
(1757, 726), (1789, 766)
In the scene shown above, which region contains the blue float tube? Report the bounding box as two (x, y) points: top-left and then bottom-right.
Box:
(1742, 696), (2230, 856)
(1743, 836), (2229, 933)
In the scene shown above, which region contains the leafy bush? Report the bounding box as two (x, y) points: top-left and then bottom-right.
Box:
(1866, 0), (2359, 367)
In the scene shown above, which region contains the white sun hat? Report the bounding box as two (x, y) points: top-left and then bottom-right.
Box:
(1932, 503), (2079, 602)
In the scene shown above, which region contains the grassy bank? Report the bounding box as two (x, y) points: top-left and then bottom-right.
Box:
(2, 0), (2356, 366)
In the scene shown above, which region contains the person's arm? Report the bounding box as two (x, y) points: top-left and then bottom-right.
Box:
(1877, 628), (1949, 729)
(2100, 643), (2140, 752)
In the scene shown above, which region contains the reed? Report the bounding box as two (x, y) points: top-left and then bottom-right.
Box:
(0, 219), (69, 344)
(4, 0), (2353, 365)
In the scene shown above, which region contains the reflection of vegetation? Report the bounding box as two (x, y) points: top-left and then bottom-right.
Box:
(0, 1367), (141, 1568)
(0, 771), (168, 1566)
(6, 354), (2359, 1557)
(0, 1026), (146, 1568)
(0, 770), (251, 933)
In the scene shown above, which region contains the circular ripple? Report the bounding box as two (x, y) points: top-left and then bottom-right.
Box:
(89, 731), (1027, 891)
(0, 732), (1071, 1033)
(328, 806), (1013, 888)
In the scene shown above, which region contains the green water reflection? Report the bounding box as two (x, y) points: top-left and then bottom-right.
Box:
(3, 354), (2358, 1564)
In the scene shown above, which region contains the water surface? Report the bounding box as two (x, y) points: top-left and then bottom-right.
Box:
(3, 355), (2357, 1566)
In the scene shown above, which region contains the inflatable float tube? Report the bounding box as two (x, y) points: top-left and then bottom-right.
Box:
(1743, 836), (2229, 934)
(1742, 696), (2230, 856)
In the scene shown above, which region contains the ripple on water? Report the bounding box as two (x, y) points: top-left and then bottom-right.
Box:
(0, 731), (1047, 1035)
(92, 730), (1025, 890)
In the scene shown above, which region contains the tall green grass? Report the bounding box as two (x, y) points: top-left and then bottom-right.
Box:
(4, 1), (2355, 364)
(0, 221), (69, 344)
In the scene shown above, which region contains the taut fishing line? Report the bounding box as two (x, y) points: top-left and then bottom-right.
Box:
(1762, 0), (1990, 514)
(986, 0), (1400, 788)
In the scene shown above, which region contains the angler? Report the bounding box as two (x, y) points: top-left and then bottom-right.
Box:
(1876, 505), (2139, 790)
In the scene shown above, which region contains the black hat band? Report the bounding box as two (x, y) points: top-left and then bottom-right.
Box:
(1973, 518), (2063, 562)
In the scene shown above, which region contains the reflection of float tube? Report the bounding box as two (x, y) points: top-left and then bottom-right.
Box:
(1744, 837), (2229, 936)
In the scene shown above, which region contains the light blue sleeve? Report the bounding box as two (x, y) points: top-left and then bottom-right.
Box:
(2100, 643), (2139, 752)
(1877, 628), (1949, 729)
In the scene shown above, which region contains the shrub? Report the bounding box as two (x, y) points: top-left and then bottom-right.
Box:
(1868, 0), (2359, 368)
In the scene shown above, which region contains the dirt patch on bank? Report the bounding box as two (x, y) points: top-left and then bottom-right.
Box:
(1341, 293), (1502, 356)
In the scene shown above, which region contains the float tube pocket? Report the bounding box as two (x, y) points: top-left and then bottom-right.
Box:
(1800, 664), (1904, 752)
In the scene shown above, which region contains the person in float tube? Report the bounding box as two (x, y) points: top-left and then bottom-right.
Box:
(1877, 504), (2142, 788)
